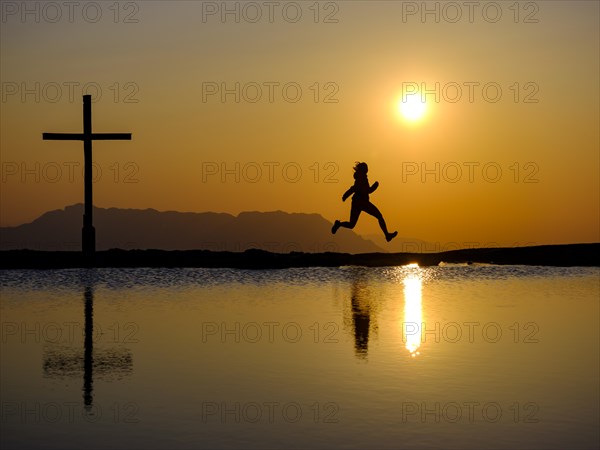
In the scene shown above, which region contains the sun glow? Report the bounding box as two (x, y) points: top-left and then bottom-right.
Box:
(398, 94), (427, 122)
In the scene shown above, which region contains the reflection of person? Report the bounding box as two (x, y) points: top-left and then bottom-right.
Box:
(343, 270), (380, 360)
(332, 162), (398, 242)
(351, 285), (371, 357)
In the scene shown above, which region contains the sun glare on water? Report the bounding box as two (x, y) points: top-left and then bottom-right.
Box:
(402, 263), (423, 357)
(398, 94), (427, 122)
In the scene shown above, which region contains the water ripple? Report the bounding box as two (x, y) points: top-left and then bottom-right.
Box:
(1, 265), (597, 293)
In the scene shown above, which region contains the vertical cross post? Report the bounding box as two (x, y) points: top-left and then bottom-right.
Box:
(43, 95), (132, 259)
(82, 95), (95, 255)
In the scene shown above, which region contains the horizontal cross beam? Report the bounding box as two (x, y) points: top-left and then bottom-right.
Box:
(43, 133), (132, 141)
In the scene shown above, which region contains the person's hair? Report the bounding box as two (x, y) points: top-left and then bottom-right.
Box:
(353, 162), (368, 174)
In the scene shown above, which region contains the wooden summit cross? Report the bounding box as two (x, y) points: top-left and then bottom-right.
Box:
(43, 95), (132, 255)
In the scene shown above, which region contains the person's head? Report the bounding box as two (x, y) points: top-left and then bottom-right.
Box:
(353, 162), (368, 174)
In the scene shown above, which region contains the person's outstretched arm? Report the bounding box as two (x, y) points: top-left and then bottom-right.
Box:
(342, 186), (355, 202)
(369, 181), (379, 193)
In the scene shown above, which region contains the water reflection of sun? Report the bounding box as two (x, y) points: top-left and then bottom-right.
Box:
(402, 264), (423, 357)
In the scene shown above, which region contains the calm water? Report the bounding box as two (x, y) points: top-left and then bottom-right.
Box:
(1, 265), (598, 449)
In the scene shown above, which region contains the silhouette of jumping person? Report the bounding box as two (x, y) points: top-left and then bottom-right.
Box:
(332, 162), (398, 242)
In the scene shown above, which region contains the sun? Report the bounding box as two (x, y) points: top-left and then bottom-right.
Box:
(398, 94), (427, 122)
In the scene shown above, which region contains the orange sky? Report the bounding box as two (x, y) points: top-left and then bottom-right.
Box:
(1, 1), (598, 246)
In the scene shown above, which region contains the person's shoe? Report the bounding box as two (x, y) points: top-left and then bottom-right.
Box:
(331, 220), (341, 234)
(386, 231), (398, 242)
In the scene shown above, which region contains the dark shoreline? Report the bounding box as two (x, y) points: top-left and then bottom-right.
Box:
(0, 243), (598, 269)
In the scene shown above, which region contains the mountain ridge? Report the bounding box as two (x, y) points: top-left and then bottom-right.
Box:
(0, 204), (384, 253)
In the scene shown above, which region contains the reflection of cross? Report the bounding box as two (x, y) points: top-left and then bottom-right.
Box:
(43, 95), (132, 256)
(43, 284), (133, 410)
(83, 286), (94, 408)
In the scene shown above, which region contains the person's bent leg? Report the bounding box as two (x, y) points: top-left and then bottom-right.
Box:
(364, 202), (397, 241)
(340, 202), (362, 229)
(363, 202), (390, 234)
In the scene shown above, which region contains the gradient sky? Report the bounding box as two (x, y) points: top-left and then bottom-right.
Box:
(1, 1), (598, 247)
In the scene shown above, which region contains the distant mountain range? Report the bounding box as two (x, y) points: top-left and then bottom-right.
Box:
(0, 204), (385, 253)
